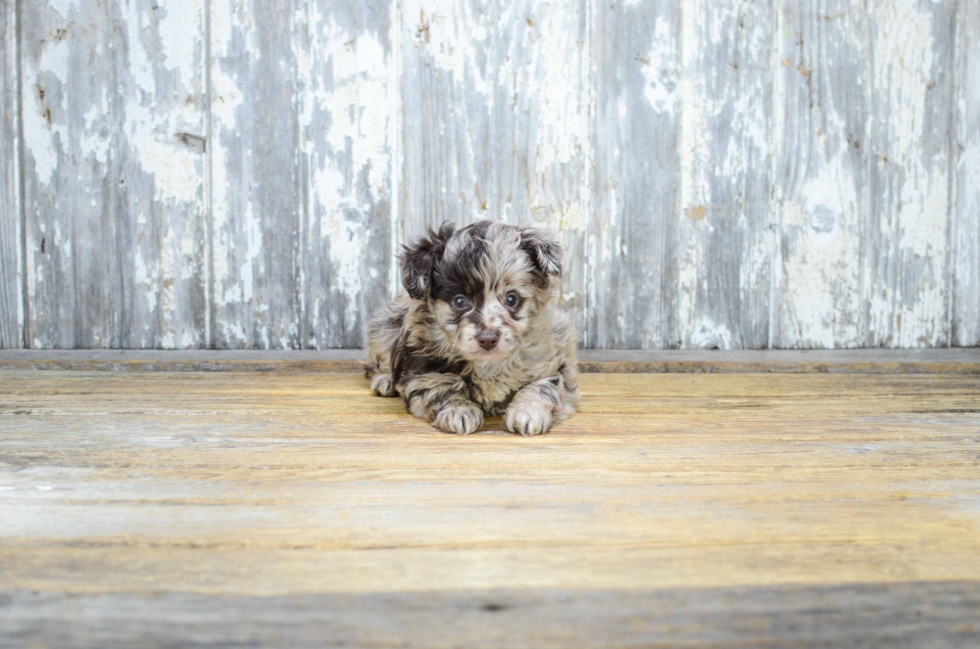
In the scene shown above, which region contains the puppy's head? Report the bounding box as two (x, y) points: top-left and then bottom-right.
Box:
(400, 220), (562, 361)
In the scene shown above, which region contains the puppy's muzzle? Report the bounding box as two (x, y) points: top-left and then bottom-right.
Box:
(477, 329), (500, 351)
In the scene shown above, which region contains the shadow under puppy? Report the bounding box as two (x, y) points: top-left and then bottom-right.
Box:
(364, 220), (579, 436)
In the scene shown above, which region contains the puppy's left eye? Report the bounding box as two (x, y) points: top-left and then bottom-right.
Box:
(504, 292), (520, 308)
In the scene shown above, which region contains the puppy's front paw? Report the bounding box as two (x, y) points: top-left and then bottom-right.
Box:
(370, 373), (396, 396)
(433, 403), (484, 435)
(505, 402), (553, 437)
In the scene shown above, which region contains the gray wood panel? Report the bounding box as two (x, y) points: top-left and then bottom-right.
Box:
(865, 1), (955, 347)
(298, 0), (394, 349)
(772, 1), (868, 349)
(20, 0), (102, 348)
(211, 0), (393, 349)
(0, 0), (21, 349)
(20, 0), (208, 349)
(590, 0), (680, 349)
(399, 0), (495, 232)
(209, 0), (302, 349)
(673, 0), (774, 349)
(953, 3), (979, 347)
(6, 0), (978, 350)
(3, 582), (978, 647)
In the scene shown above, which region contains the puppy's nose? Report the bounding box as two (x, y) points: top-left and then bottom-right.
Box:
(477, 330), (500, 351)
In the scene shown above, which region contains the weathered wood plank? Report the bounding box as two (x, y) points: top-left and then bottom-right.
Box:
(0, 0), (21, 349)
(113, 0), (210, 350)
(209, 0), (302, 349)
(3, 348), (980, 373)
(399, 0), (494, 231)
(20, 0), (209, 350)
(493, 0), (590, 341)
(590, 0), (680, 349)
(953, 3), (980, 347)
(211, 0), (394, 349)
(298, 0), (394, 348)
(865, 1), (955, 347)
(772, 1), (868, 348)
(21, 0), (103, 348)
(675, 0), (774, 349)
(129, 3), (209, 350)
(2, 582), (978, 648)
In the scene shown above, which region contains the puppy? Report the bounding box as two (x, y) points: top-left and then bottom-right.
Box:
(364, 220), (579, 436)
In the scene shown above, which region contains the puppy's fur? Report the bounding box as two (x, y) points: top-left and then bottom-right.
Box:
(364, 220), (579, 436)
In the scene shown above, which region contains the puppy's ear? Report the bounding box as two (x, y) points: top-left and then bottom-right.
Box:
(520, 227), (562, 280)
(400, 222), (456, 300)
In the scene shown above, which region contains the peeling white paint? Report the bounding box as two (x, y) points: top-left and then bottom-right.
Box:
(867, 0), (949, 347)
(640, 17), (678, 114)
(301, 7), (392, 338)
(690, 317), (733, 350)
(209, 0), (247, 313)
(403, 0), (491, 98)
(312, 19), (389, 195)
(23, 52), (69, 186)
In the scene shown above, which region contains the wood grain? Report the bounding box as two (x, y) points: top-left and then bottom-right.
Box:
(772, 1), (868, 348)
(399, 0), (495, 229)
(590, 0), (679, 349)
(953, 3), (979, 347)
(0, 0), (21, 349)
(2, 582), (978, 647)
(20, 0), (209, 349)
(676, 0), (774, 349)
(20, 0), (107, 348)
(210, 0), (395, 350)
(209, 0), (302, 349)
(1, 369), (979, 644)
(865, 1), (955, 347)
(298, 0), (394, 349)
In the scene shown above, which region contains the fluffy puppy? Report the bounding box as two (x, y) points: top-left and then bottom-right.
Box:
(364, 220), (579, 436)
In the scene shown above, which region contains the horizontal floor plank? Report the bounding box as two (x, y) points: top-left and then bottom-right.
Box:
(2, 348), (979, 373)
(2, 582), (978, 648)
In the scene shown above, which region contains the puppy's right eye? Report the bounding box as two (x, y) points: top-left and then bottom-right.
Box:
(452, 295), (468, 310)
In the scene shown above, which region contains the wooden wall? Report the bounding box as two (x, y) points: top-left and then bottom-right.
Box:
(0, 0), (977, 350)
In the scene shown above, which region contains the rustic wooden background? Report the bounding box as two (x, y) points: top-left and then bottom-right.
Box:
(0, 0), (977, 350)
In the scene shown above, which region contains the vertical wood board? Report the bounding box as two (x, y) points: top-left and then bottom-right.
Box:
(211, 0), (394, 349)
(21, 0), (107, 348)
(590, 0), (680, 349)
(299, 0), (394, 349)
(399, 0), (495, 232)
(864, 0), (955, 347)
(20, 0), (208, 349)
(674, 0), (774, 349)
(210, 0), (302, 349)
(0, 0), (22, 348)
(953, 3), (979, 347)
(771, 1), (869, 348)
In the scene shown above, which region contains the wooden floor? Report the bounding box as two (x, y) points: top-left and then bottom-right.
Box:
(2, 363), (980, 646)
